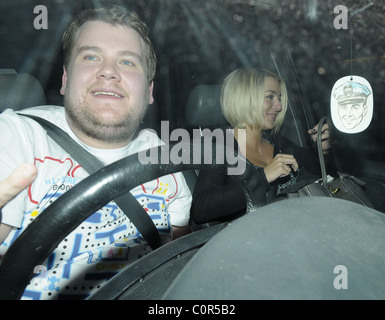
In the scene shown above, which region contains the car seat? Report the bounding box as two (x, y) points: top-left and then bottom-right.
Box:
(185, 84), (229, 130)
(183, 85), (230, 231)
(0, 69), (46, 112)
(183, 84), (230, 188)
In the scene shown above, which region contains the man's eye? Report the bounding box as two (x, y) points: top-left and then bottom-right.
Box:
(84, 55), (98, 61)
(121, 60), (134, 66)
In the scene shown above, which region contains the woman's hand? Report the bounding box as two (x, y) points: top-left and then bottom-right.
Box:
(263, 154), (298, 183)
(308, 122), (331, 155)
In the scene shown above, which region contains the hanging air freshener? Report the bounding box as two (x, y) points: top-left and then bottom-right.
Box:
(331, 75), (373, 134)
(330, 5), (374, 134)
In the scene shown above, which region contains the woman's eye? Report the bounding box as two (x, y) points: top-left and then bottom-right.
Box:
(265, 95), (274, 100)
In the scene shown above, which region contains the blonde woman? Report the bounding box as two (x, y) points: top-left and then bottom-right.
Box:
(191, 67), (331, 224)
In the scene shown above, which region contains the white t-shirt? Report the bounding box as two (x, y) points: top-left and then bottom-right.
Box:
(0, 106), (192, 300)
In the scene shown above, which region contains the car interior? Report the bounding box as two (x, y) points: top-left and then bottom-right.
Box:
(1, 0), (385, 300)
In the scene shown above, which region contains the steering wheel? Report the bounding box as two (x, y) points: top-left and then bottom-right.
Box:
(0, 141), (265, 299)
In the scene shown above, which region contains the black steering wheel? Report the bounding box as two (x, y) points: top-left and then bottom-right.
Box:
(0, 141), (265, 300)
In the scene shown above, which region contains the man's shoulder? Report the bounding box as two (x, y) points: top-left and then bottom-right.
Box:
(2, 105), (65, 124)
(17, 105), (65, 121)
(129, 128), (163, 154)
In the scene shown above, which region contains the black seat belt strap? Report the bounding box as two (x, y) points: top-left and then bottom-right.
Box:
(20, 113), (162, 250)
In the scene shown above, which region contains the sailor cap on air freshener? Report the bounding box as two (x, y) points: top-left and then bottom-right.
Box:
(331, 75), (373, 134)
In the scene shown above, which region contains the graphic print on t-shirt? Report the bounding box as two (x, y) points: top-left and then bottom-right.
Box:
(1, 155), (176, 300)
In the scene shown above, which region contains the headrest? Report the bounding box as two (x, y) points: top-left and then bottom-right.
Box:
(0, 73), (46, 112)
(185, 85), (229, 128)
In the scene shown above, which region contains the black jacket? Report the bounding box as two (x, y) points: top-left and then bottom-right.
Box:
(191, 131), (335, 224)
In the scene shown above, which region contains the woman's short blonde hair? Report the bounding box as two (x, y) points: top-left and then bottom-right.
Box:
(220, 67), (288, 135)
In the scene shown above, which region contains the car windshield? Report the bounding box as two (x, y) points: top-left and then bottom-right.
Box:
(1, 0), (384, 166)
(1, 0), (385, 301)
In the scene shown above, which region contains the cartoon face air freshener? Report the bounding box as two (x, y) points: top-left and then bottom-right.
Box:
(331, 76), (373, 134)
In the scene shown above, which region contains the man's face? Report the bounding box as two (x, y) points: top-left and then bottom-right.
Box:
(338, 99), (366, 130)
(60, 20), (154, 148)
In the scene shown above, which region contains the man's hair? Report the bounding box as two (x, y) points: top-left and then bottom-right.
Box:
(220, 67), (287, 135)
(62, 5), (157, 82)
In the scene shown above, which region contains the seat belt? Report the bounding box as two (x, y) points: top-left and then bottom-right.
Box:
(20, 114), (162, 250)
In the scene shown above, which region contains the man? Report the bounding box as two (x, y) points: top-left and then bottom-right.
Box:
(0, 5), (191, 299)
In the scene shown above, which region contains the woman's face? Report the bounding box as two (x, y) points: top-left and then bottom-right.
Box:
(262, 76), (282, 130)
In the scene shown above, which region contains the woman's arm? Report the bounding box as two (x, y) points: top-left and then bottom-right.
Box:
(191, 167), (269, 224)
(277, 134), (336, 176)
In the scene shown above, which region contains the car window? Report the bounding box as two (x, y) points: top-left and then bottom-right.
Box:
(1, 0), (384, 167)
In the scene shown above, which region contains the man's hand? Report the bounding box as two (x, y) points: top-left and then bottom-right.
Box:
(0, 163), (37, 244)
